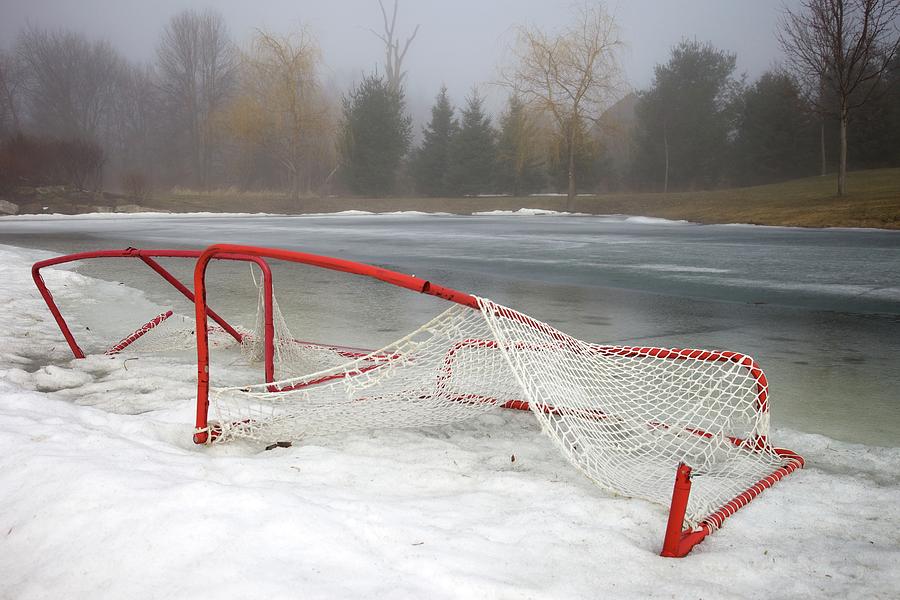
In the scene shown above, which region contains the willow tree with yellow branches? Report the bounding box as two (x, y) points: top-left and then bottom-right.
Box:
(502, 3), (623, 209)
(230, 29), (335, 199)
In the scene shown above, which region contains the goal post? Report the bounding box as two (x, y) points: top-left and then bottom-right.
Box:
(190, 243), (804, 558)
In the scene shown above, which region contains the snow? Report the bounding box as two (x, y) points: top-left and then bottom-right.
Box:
(528, 193), (597, 197)
(0, 209), (719, 228)
(1, 209), (451, 220)
(473, 208), (591, 216)
(1, 242), (899, 598)
(469, 210), (694, 225)
(2, 209), (690, 223)
(621, 215), (691, 225)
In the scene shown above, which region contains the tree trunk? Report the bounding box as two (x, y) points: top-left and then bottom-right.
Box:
(663, 121), (669, 193)
(567, 132), (576, 211)
(566, 125), (576, 212)
(838, 111), (847, 196)
(289, 162), (300, 201)
(819, 119), (827, 176)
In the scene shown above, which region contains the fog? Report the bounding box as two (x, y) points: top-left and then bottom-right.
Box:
(3, 0), (896, 205)
(1, 0), (798, 118)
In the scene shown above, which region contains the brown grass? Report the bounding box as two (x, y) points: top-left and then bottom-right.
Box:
(141, 167), (900, 229)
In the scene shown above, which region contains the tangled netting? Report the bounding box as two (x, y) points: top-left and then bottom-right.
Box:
(205, 296), (797, 529)
(111, 280), (356, 377)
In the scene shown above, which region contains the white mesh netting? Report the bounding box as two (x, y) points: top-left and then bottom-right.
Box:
(108, 314), (242, 355)
(206, 296), (797, 529)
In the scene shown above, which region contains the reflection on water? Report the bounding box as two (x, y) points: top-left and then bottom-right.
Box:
(1, 214), (898, 446)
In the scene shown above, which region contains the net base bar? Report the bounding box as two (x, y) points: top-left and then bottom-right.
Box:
(661, 449), (805, 557)
(105, 310), (174, 355)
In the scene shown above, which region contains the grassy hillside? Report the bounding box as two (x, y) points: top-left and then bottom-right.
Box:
(573, 168), (900, 229)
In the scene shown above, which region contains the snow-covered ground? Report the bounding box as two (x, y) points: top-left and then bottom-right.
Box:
(1, 243), (898, 599)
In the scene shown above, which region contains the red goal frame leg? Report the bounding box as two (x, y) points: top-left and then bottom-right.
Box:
(661, 463), (710, 558)
(660, 450), (804, 557)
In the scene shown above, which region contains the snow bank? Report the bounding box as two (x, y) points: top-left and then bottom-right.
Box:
(621, 215), (691, 225)
(3, 209), (689, 222)
(528, 193), (597, 197)
(473, 208), (591, 217)
(0, 243), (898, 599)
(470, 210), (692, 224)
(2, 209), (452, 220)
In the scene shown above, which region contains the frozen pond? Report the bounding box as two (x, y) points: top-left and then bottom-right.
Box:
(1, 212), (898, 446)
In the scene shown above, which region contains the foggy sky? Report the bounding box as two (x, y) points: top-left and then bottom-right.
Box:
(0, 0), (801, 122)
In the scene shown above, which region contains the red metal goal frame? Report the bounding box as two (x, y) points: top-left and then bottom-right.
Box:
(32, 244), (804, 557)
(191, 243), (803, 558)
(32, 247), (277, 381)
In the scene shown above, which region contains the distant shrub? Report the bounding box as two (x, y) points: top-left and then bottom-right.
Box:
(0, 133), (105, 192)
(122, 171), (151, 200)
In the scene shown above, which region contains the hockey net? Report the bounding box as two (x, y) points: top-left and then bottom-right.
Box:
(34, 245), (802, 556)
(207, 291), (799, 535)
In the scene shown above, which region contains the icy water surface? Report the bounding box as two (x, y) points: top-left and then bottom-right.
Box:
(1, 213), (898, 446)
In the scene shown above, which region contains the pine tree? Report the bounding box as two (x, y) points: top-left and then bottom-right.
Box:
(731, 71), (818, 185)
(632, 40), (738, 191)
(445, 90), (495, 196)
(494, 95), (545, 196)
(339, 74), (412, 196)
(412, 86), (458, 196)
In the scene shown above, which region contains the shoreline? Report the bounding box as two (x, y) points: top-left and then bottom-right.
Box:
(3, 166), (899, 229)
(3, 208), (900, 232)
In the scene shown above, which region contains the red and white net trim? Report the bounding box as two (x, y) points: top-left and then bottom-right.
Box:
(207, 297), (795, 529)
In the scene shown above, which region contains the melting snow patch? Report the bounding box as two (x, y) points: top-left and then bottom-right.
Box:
(473, 208), (589, 216)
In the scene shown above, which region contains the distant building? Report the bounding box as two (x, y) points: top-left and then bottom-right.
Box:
(593, 92), (637, 192)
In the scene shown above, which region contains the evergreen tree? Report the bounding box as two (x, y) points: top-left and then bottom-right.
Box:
(411, 86), (457, 196)
(494, 95), (545, 196)
(732, 71), (818, 185)
(339, 74), (412, 196)
(445, 90), (495, 196)
(847, 53), (900, 170)
(632, 40), (738, 191)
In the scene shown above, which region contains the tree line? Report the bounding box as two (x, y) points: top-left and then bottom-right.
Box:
(0, 1), (897, 203)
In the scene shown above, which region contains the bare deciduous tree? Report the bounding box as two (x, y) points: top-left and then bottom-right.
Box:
(56, 137), (105, 190)
(779, 0), (900, 195)
(157, 9), (237, 189)
(502, 3), (623, 208)
(370, 0), (419, 93)
(16, 28), (123, 140)
(0, 49), (26, 137)
(109, 63), (160, 188)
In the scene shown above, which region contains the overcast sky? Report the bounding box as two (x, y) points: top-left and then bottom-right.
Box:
(0, 0), (800, 123)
